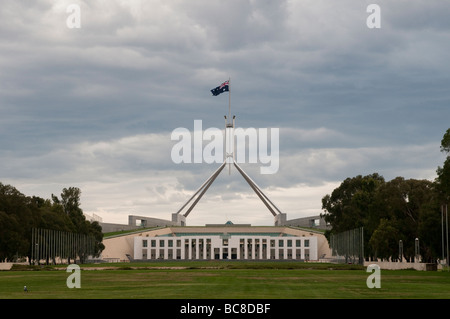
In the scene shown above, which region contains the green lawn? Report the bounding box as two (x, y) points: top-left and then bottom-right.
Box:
(1, 262), (449, 299)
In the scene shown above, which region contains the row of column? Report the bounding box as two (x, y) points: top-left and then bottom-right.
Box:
(136, 236), (316, 260)
(236, 237), (311, 260)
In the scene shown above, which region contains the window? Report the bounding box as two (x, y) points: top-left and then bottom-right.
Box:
(304, 240), (309, 247)
(305, 249), (310, 261)
(309, 218), (320, 227)
(143, 240), (148, 248)
(296, 240), (301, 247)
(278, 240), (284, 247)
(160, 240), (165, 247)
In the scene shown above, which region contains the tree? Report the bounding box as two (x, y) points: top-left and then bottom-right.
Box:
(0, 183), (33, 261)
(372, 177), (436, 261)
(86, 220), (105, 261)
(52, 187), (104, 263)
(377, 177), (436, 260)
(322, 173), (385, 230)
(0, 211), (21, 261)
(322, 129), (450, 263)
(321, 173), (385, 258)
(440, 128), (450, 154)
(436, 128), (450, 200)
(435, 128), (450, 264)
(0, 183), (104, 264)
(369, 219), (400, 261)
(418, 198), (442, 263)
(322, 174), (441, 262)
(436, 158), (450, 204)
(52, 187), (81, 215)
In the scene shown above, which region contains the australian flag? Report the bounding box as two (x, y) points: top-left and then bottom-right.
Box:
(211, 80), (229, 96)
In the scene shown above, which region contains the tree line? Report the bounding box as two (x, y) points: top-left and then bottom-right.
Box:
(0, 185), (104, 263)
(322, 128), (450, 263)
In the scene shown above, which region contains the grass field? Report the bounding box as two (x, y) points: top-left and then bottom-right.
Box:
(1, 261), (450, 299)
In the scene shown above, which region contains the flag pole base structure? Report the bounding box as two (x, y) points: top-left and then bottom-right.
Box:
(172, 115), (287, 226)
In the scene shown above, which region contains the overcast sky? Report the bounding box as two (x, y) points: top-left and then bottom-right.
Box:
(1, 0), (449, 226)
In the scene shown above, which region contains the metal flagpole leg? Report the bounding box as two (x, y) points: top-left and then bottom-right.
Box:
(234, 160), (284, 215)
(175, 161), (227, 217)
(184, 161), (227, 217)
(233, 161), (281, 217)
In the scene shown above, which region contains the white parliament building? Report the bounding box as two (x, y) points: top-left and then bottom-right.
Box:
(134, 230), (317, 261)
(100, 113), (331, 262)
(101, 223), (331, 262)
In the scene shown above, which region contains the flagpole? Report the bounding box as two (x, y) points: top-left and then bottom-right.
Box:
(228, 77), (231, 174)
(228, 77), (231, 124)
(214, 78), (232, 174)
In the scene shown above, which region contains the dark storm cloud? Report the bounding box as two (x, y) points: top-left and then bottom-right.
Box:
(0, 0), (449, 223)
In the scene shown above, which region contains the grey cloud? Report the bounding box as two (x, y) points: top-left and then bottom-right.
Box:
(1, 0), (449, 223)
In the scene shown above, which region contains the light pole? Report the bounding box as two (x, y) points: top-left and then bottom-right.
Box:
(443, 205), (445, 266)
(446, 204), (449, 268)
(442, 204), (449, 270)
(415, 238), (419, 263)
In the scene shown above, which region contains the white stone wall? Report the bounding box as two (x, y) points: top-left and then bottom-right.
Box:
(134, 235), (317, 261)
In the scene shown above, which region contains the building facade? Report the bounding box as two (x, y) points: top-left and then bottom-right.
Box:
(101, 225), (330, 262)
(134, 234), (317, 261)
